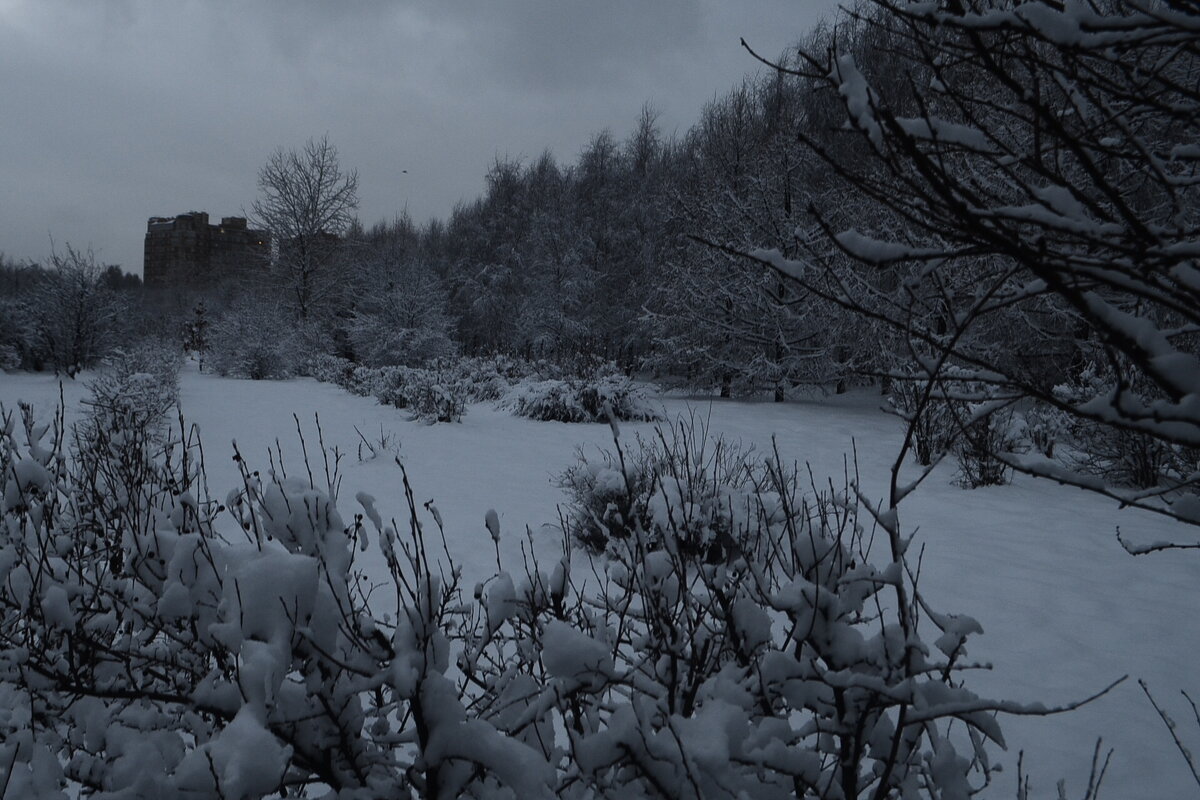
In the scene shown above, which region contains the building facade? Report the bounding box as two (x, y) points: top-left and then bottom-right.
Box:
(143, 212), (268, 290)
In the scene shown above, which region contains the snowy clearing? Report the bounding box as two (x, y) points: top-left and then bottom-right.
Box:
(2, 364), (1197, 798)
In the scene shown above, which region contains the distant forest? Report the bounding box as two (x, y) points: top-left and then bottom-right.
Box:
(1, 19), (890, 398)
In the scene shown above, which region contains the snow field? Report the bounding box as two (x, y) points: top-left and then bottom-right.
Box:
(2, 364), (1197, 798)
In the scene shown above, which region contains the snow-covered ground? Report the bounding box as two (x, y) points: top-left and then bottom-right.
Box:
(3, 364), (1197, 798)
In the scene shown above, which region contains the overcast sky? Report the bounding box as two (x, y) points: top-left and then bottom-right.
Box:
(1, 0), (840, 276)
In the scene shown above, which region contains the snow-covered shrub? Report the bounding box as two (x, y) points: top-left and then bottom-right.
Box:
(367, 365), (466, 422)
(369, 365), (412, 408)
(301, 354), (648, 423)
(558, 439), (661, 552)
(0, 296), (30, 371)
(1054, 363), (1183, 489)
(504, 374), (661, 423)
(0, 405), (1040, 799)
(300, 352), (358, 386)
(952, 400), (1021, 488)
(886, 375), (954, 466)
(504, 378), (582, 421)
(464, 423), (1018, 799)
(207, 298), (299, 380)
(180, 300), (211, 369)
(1023, 400), (1071, 459)
(888, 377), (1020, 487)
(437, 356), (513, 402)
(84, 340), (182, 431)
(298, 356), (470, 423)
(1069, 420), (1176, 490)
(0, 343), (19, 372)
(560, 415), (776, 556)
(578, 374), (660, 421)
(478, 352), (537, 382)
(62, 344), (184, 570)
(404, 368), (467, 423)
(336, 362), (380, 397)
(0, 409), (367, 799)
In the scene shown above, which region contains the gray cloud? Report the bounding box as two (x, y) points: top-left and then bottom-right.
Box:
(0, 0), (840, 275)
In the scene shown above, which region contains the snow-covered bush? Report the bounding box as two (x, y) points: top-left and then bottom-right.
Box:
(180, 300), (211, 369)
(0, 343), (19, 372)
(576, 374), (660, 421)
(475, 353), (536, 382)
(952, 400), (1021, 489)
(337, 363), (381, 397)
(436, 356), (514, 402)
(301, 354), (647, 425)
(886, 375), (954, 467)
(1054, 363), (1187, 490)
(558, 438), (661, 552)
(84, 340), (182, 431)
(888, 377), (1021, 487)
(5, 400), (1105, 798)
(1071, 421), (1177, 490)
(72, 343), (184, 542)
(207, 297), (299, 380)
(0, 296), (30, 371)
(1023, 400), (1071, 459)
(559, 416), (768, 555)
(370, 364), (412, 408)
(303, 355), (475, 422)
(503, 378), (581, 421)
(404, 368), (467, 423)
(299, 351), (358, 386)
(365, 365), (466, 423)
(504, 374), (661, 423)
(0, 407), (380, 799)
(464, 423), (1028, 799)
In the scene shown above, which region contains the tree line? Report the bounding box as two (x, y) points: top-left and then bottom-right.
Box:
(0, 33), (890, 399)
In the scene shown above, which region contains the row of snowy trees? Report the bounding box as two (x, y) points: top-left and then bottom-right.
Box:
(0, 34), (1039, 396)
(338, 50), (921, 397)
(428, 112), (668, 364)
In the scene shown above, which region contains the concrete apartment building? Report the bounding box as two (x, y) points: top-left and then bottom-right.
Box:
(143, 211), (268, 290)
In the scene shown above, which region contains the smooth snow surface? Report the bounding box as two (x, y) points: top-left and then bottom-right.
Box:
(3, 363), (1198, 798)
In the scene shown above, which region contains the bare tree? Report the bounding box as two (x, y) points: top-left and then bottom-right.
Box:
(28, 245), (124, 377)
(252, 135), (359, 320)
